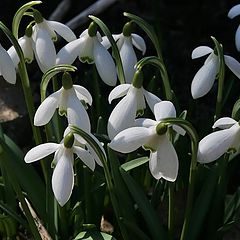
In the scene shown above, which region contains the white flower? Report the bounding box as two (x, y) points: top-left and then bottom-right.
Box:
(24, 132), (97, 206)
(0, 44), (16, 84)
(191, 46), (240, 99)
(107, 82), (161, 139)
(228, 4), (240, 51)
(32, 12), (76, 72)
(34, 83), (92, 132)
(56, 29), (117, 86)
(8, 35), (34, 68)
(109, 101), (184, 181)
(102, 32), (146, 83)
(198, 117), (240, 163)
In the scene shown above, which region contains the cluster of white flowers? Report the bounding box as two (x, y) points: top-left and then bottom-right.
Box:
(3, 3), (240, 206)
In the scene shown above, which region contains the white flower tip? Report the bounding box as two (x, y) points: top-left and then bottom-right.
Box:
(228, 4), (240, 19)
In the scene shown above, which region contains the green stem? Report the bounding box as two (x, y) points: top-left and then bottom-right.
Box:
(58, 203), (68, 240)
(168, 182), (174, 240)
(84, 166), (92, 223)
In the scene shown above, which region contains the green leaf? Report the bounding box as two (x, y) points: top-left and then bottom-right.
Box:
(232, 98), (240, 121)
(121, 157), (149, 172)
(74, 231), (117, 240)
(41, 64), (76, 101)
(12, 1), (42, 38)
(89, 15), (125, 84)
(120, 168), (167, 240)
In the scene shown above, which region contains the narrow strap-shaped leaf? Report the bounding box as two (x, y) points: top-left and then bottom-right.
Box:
(121, 157), (149, 172)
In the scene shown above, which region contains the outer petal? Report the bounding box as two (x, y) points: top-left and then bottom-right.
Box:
(143, 89), (161, 113)
(52, 150), (74, 206)
(149, 135), (178, 181)
(93, 38), (117, 86)
(35, 28), (56, 69)
(101, 34), (122, 49)
(119, 37), (137, 84)
(109, 127), (152, 153)
(191, 53), (218, 99)
(134, 118), (157, 127)
(235, 25), (240, 52)
(228, 4), (240, 19)
(154, 101), (176, 121)
(213, 117), (237, 129)
(73, 146), (95, 171)
(73, 85), (93, 105)
(198, 124), (240, 163)
(34, 89), (62, 126)
(47, 20), (76, 42)
(24, 143), (60, 163)
(107, 87), (137, 139)
(191, 46), (213, 59)
(56, 38), (84, 64)
(132, 34), (146, 54)
(67, 93), (91, 132)
(0, 45), (16, 84)
(108, 84), (131, 103)
(224, 55), (240, 79)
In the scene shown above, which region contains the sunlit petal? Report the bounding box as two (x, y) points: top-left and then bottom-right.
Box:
(132, 34), (146, 54)
(224, 55), (240, 79)
(108, 84), (131, 103)
(143, 89), (161, 113)
(191, 46), (213, 59)
(154, 101), (176, 121)
(235, 25), (240, 52)
(213, 117), (237, 129)
(134, 118), (157, 127)
(24, 143), (60, 163)
(73, 85), (92, 105)
(228, 4), (240, 19)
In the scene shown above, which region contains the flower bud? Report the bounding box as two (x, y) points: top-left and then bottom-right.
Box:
(132, 70), (143, 89)
(64, 132), (74, 148)
(62, 72), (73, 90)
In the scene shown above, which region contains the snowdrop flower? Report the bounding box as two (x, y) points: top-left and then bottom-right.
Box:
(0, 44), (16, 84)
(8, 26), (34, 68)
(228, 4), (240, 51)
(56, 22), (117, 86)
(24, 132), (97, 206)
(34, 72), (92, 132)
(110, 101), (184, 181)
(32, 10), (76, 72)
(102, 22), (146, 83)
(198, 117), (240, 163)
(107, 70), (161, 139)
(191, 46), (240, 99)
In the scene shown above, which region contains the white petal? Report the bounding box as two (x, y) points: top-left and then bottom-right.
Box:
(136, 87), (146, 111)
(73, 146), (95, 171)
(86, 142), (103, 167)
(131, 34), (146, 54)
(172, 125), (186, 136)
(191, 46), (213, 59)
(67, 92), (91, 132)
(191, 53), (218, 99)
(101, 34), (122, 49)
(79, 35), (94, 63)
(107, 87), (137, 140)
(0, 45), (16, 84)
(52, 149), (74, 206)
(235, 25), (240, 52)
(47, 20), (76, 42)
(24, 143), (60, 163)
(109, 127), (152, 153)
(198, 124), (240, 163)
(35, 28), (56, 69)
(149, 135), (178, 181)
(73, 85), (92, 105)
(143, 89), (161, 113)
(228, 4), (240, 19)
(108, 84), (131, 103)
(134, 118), (157, 127)
(56, 38), (84, 65)
(21, 36), (34, 63)
(213, 117), (237, 129)
(34, 89), (62, 126)
(93, 38), (117, 86)
(154, 101), (176, 121)
(7, 45), (19, 68)
(224, 55), (240, 79)
(119, 37), (137, 84)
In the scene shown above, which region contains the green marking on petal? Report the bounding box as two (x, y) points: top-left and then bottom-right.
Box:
(59, 108), (67, 116)
(136, 109), (144, 116)
(227, 147), (237, 154)
(143, 144), (156, 152)
(80, 56), (94, 64)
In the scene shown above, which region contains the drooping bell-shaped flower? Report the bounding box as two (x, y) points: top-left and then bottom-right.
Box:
(228, 4), (240, 51)
(34, 72), (92, 132)
(8, 26), (34, 68)
(56, 22), (117, 86)
(24, 132), (97, 206)
(109, 101), (184, 181)
(0, 44), (16, 84)
(101, 22), (146, 83)
(191, 46), (240, 99)
(107, 70), (161, 139)
(32, 10), (76, 72)
(198, 117), (240, 163)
